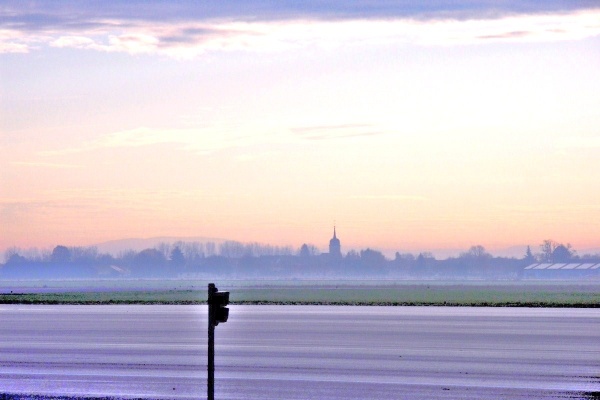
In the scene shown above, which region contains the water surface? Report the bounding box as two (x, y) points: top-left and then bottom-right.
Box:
(0, 305), (598, 399)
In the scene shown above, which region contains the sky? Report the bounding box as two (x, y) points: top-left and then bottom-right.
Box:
(1, 1), (600, 257)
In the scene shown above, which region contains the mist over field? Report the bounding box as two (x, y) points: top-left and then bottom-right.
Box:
(2, 236), (599, 283)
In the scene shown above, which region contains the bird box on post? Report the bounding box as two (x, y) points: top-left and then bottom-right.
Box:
(209, 287), (229, 326)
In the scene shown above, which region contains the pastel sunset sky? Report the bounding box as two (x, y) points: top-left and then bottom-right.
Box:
(1, 1), (599, 256)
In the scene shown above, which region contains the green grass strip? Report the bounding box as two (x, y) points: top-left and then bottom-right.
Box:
(1, 285), (599, 307)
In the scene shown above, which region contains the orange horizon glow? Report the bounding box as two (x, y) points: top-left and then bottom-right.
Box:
(1, 4), (600, 259)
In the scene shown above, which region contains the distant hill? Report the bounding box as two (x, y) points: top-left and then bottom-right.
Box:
(93, 236), (227, 255)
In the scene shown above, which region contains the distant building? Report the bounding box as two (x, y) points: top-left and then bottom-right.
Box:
(523, 262), (600, 279)
(329, 226), (342, 258)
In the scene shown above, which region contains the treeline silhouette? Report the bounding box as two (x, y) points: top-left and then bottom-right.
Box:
(1, 240), (599, 280)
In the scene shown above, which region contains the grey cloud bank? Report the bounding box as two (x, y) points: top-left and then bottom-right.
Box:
(2, 1), (599, 56)
(3, 0), (599, 26)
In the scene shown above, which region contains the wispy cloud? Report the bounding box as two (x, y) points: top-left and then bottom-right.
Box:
(0, 188), (210, 222)
(1, 3), (599, 56)
(41, 125), (283, 156)
(292, 124), (385, 141)
(0, 198), (88, 224)
(42, 121), (389, 156)
(10, 161), (79, 169)
(497, 204), (600, 215)
(349, 194), (429, 202)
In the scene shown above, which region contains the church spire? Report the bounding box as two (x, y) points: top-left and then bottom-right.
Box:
(329, 225), (341, 258)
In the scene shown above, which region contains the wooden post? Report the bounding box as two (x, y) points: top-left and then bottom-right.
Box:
(208, 283), (216, 400)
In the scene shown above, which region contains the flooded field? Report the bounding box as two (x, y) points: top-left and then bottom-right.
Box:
(0, 305), (598, 399)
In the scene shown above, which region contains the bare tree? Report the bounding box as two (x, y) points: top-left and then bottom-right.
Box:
(552, 243), (575, 262)
(51, 245), (71, 264)
(539, 239), (558, 262)
(4, 246), (21, 263)
(524, 245), (535, 263)
(205, 242), (216, 257)
(70, 246), (98, 264)
(155, 242), (172, 259)
(460, 245), (491, 259)
(170, 246), (186, 266)
(299, 244), (319, 257)
(219, 241), (245, 258)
